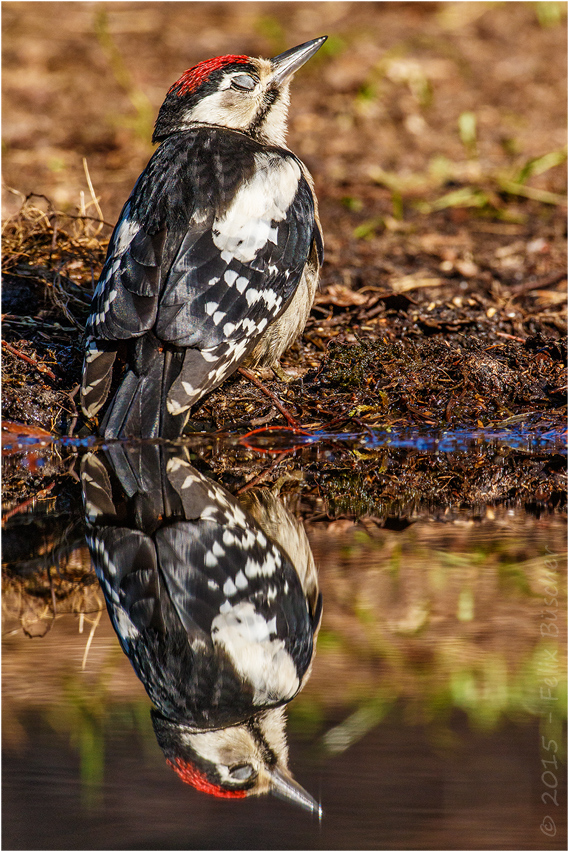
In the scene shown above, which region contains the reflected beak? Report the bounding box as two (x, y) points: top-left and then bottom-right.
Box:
(270, 36), (327, 86)
(269, 766), (322, 817)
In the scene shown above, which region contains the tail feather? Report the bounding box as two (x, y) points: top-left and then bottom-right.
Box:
(83, 334), (243, 439)
(81, 340), (117, 420)
(100, 336), (186, 440)
(165, 342), (242, 419)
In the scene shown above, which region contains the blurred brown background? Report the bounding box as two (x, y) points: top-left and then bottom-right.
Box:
(3, 1), (567, 228)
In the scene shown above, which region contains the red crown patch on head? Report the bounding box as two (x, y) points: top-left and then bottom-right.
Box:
(167, 758), (247, 799)
(170, 55), (250, 97)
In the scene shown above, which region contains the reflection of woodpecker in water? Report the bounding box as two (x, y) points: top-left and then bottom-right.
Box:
(81, 444), (322, 813)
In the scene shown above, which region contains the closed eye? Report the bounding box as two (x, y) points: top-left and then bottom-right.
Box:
(229, 763), (255, 781)
(231, 73), (257, 92)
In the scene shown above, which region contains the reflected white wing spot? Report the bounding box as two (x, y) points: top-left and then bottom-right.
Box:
(235, 570), (248, 590)
(212, 541), (225, 557)
(204, 551), (218, 568)
(223, 577), (237, 597)
(112, 605), (140, 640)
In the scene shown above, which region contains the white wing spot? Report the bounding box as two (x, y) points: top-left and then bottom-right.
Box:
(167, 398), (191, 415)
(223, 577), (237, 597)
(231, 506), (248, 526)
(167, 458), (186, 475)
(180, 473), (199, 489)
(113, 212), (140, 255)
(235, 570), (248, 590)
(263, 552), (277, 576)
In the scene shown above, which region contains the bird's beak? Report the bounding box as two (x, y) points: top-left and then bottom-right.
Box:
(269, 766), (322, 817)
(270, 36), (327, 87)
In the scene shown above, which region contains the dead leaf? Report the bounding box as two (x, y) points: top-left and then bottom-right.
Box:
(314, 284), (370, 306)
(389, 274), (444, 293)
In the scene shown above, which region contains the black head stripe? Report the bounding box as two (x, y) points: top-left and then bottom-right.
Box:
(245, 717), (278, 767)
(247, 87), (280, 135)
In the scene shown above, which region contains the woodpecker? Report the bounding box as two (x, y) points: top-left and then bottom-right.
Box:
(81, 444), (322, 812)
(81, 37), (326, 439)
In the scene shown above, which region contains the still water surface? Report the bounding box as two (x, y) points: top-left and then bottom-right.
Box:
(3, 433), (567, 850)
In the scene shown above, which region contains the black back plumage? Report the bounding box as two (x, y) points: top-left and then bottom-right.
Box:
(82, 127), (321, 437)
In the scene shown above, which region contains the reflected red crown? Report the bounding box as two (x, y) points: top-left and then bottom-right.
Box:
(167, 757), (247, 799)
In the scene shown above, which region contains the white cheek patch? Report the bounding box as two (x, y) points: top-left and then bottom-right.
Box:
(183, 89), (260, 131)
(179, 726), (257, 782)
(212, 155), (301, 264)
